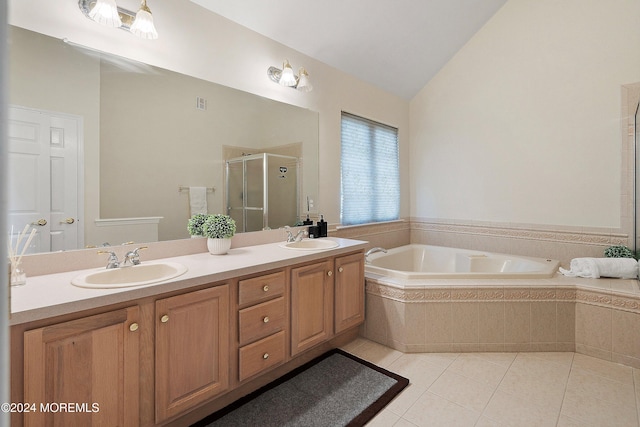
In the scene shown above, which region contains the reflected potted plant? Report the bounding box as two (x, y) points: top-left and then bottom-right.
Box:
(187, 213), (208, 238)
(202, 214), (236, 255)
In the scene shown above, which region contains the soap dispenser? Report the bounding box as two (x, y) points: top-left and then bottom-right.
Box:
(318, 215), (327, 238)
(302, 214), (313, 225)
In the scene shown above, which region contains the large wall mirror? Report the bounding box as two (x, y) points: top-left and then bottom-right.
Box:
(8, 26), (319, 253)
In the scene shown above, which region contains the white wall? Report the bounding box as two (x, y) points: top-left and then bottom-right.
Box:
(8, 0), (410, 231)
(410, 0), (640, 229)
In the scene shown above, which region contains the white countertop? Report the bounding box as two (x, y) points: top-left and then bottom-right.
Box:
(10, 237), (367, 325)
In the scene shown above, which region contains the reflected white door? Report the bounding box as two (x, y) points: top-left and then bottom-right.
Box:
(8, 106), (82, 253)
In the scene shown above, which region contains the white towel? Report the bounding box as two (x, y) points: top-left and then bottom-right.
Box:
(189, 187), (208, 216)
(559, 257), (638, 279)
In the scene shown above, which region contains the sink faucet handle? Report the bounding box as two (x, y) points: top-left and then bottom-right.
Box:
(97, 250), (120, 269)
(124, 246), (148, 266)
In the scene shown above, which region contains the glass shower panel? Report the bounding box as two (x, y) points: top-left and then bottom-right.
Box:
(226, 153), (299, 233)
(226, 160), (245, 232)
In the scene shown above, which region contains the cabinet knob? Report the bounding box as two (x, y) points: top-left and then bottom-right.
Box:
(338, 267), (344, 273)
(160, 315), (169, 323)
(263, 316), (269, 323)
(327, 271), (333, 277)
(129, 323), (139, 332)
(263, 353), (269, 360)
(263, 285), (269, 292)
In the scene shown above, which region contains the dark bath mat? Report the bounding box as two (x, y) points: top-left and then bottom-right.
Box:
(191, 348), (409, 427)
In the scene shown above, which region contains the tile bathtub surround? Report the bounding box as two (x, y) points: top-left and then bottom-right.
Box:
(342, 338), (640, 427)
(362, 276), (640, 368)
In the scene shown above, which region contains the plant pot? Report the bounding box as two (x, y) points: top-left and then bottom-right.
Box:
(207, 238), (232, 255)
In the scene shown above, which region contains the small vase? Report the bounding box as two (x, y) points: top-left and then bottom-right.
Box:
(207, 238), (232, 255)
(10, 261), (27, 287)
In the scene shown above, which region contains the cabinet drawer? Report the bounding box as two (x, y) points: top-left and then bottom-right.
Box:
(238, 297), (285, 346)
(239, 331), (286, 382)
(238, 271), (285, 306)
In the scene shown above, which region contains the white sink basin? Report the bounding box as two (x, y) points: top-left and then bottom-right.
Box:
(280, 239), (340, 250)
(71, 262), (188, 289)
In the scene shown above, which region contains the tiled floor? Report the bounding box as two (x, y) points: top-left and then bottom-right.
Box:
(341, 338), (640, 427)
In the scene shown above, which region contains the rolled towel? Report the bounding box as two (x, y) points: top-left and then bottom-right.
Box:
(559, 257), (638, 279)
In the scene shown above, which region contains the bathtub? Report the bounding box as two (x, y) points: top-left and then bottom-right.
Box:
(365, 244), (559, 279)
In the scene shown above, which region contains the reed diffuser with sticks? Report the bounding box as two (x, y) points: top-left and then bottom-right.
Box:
(8, 224), (36, 287)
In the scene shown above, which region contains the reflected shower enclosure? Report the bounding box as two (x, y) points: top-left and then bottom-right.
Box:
(226, 153), (300, 232)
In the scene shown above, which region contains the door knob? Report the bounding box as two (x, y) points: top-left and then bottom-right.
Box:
(31, 219), (47, 226)
(60, 217), (75, 225)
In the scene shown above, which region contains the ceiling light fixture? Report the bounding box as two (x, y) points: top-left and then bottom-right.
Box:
(78, 0), (158, 40)
(267, 60), (313, 92)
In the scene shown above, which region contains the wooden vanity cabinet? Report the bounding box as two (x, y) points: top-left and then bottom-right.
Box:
(13, 248), (365, 427)
(237, 271), (287, 382)
(155, 284), (230, 423)
(22, 306), (140, 427)
(290, 260), (334, 356)
(334, 252), (365, 334)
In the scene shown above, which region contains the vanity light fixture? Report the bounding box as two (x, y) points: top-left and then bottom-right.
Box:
(267, 60), (313, 92)
(78, 0), (159, 40)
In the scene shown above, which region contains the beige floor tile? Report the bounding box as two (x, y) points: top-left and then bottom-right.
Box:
(448, 354), (509, 388)
(561, 394), (639, 427)
(349, 339), (404, 368)
(483, 390), (560, 427)
(428, 370), (496, 412)
(364, 408), (401, 427)
(556, 414), (596, 427)
(385, 383), (428, 416)
(497, 367), (567, 413)
(403, 392), (481, 427)
(391, 418), (420, 427)
(387, 353), (448, 388)
(571, 353), (634, 384)
(522, 351), (575, 368)
(565, 368), (636, 408)
(474, 416), (506, 427)
(472, 352), (517, 367)
(340, 337), (368, 353)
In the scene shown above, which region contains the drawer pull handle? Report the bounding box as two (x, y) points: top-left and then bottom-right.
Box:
(263, 316), (269, 323)
(129, 323), (139, 332)
(160, 315), (169, 323)
(263, 353), (269, 360)
(327, 271), (333, 277)
(263, 285), (269, 292)
(338, 267), (344, 273)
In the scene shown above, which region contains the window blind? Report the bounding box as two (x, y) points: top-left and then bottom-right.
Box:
(340, 112), (400, 225)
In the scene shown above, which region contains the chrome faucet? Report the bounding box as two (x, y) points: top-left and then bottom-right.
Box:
(98, 250), (121, 269)
(98, 246), (148, 269)
(364, 247), (387, 263)
(122, 247), (148, 266)
(284, 226), (308, 242)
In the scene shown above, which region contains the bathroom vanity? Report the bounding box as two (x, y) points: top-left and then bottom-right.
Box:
(9, 238), (366, 427)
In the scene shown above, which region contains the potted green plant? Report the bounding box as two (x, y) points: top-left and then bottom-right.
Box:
(187, 213), (209, 237)
(202, 214), (236, 254)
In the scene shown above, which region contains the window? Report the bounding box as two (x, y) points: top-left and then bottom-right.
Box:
(340, 112), (400, 225)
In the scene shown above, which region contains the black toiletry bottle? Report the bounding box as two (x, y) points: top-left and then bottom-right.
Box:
(318, 215), (327, 238)
(303, 214), (313, 225)
(308, 225), (319, 238)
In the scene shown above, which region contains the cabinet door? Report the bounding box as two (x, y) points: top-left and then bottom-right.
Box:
(23, 306), (140, 427)
(335, 253), (365, 333)
(290, 260), (333, 356)
(155, 285), (230, 423)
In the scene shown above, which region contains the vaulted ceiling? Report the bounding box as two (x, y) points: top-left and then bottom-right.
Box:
(191, 0), (507, 99)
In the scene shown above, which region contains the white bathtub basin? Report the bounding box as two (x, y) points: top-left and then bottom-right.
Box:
(71, 262), (188, 289)
(280, 239), (339, 250)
